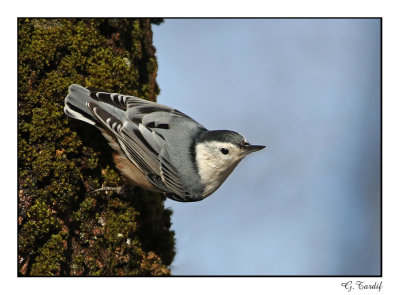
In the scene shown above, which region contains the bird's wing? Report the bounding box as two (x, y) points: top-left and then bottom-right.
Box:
(87, 87), (194, 123)
(85, 101), (188, 199)
(124, 97), (205, 201)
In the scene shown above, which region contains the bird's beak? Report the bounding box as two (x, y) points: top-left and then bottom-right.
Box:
(244, 144), (266, 154)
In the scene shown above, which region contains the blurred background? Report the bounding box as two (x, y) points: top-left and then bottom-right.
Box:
(152, 18), (381, 275)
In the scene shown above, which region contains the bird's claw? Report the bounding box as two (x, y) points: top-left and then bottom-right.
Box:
(89, 185), (127, 195)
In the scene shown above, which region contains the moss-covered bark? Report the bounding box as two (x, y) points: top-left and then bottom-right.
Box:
(18, 18), (175, 276)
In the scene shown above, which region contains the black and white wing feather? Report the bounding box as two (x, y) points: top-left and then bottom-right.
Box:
(65, 84), (197, 201)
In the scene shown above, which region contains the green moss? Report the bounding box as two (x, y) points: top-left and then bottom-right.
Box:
(18, 18), (174, 276)
(30, 232), (67, 276)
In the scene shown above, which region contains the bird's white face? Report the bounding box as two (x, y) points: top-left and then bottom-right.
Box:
(195, 141), (247, 196)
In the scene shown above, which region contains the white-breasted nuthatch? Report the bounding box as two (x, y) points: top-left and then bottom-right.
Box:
(64, 84), (265, 202)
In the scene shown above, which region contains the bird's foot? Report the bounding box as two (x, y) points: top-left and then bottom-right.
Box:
(90, 185), (128, 195)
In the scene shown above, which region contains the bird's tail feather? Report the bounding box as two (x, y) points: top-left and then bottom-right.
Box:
(64, 84), (126, 127)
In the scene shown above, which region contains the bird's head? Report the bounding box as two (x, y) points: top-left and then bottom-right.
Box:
(195, 130), (265, 196)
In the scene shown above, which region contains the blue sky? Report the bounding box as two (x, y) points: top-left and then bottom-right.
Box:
(151, 18), (381, 276)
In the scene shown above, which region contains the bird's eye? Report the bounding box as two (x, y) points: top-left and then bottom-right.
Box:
(220, 148), (229, 155)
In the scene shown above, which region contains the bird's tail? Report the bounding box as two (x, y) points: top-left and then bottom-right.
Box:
(64, 84), (125, 127)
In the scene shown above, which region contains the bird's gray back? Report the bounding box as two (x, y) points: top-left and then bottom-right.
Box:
(65, 84), (209, 201)
(154, 115), (207, 198)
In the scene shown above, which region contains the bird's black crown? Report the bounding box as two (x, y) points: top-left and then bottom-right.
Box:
(197, 130), (247, 147)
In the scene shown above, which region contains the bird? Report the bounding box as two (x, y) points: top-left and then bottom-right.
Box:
(64, 84), (265, 202)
